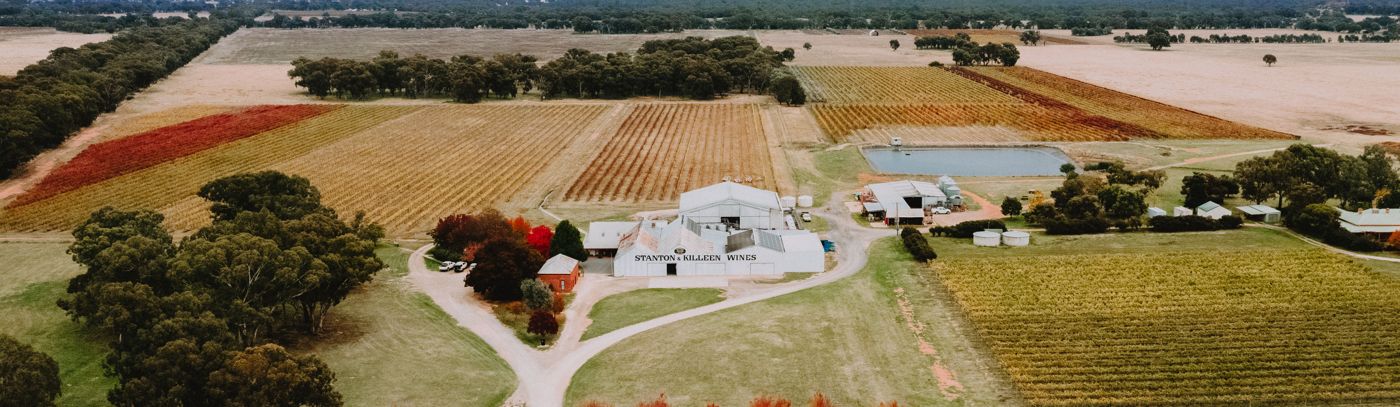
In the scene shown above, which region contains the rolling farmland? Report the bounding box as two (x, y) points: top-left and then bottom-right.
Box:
(0, 105), (610, 235)
(963, 67), (1296, 140)
(563, 103), (776, 203)
(933, 249), (1400, 406)
(795, 66), (1293, 143)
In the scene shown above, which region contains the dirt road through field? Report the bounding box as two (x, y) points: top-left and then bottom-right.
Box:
(406, 191), (884, 406)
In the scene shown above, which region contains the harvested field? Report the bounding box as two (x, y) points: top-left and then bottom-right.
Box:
(966, 67), (1295, 140)
(202, 28), (746, 64)
(934, 248), (1400, 406)
(11, 105), (338, 207)
(0, 27), (113, 75)
(0, 104), (612, 235)
(792, 66), (1019, 104)
(797, 66), (1293, 143)
(563, 104), (776, 203)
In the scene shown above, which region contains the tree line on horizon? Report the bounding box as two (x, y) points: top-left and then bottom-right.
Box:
(287, 36), (794, 101)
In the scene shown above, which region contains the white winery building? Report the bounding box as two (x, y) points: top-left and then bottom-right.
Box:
(587, 182), (825, 277)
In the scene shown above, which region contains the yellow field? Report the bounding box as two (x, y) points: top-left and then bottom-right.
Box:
(1, 105), (610, 235)
(934, 249), (1400, 406)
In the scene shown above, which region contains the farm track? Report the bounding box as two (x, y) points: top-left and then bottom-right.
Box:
(562, 104), (776, 203)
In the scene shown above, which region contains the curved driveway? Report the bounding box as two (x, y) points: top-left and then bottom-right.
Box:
(406, 192), (887, 407)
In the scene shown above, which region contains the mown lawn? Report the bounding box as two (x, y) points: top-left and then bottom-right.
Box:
(581, 288), (725, 341)
(566, 239), (1019, 406)
(298, 245), (516, 406)
(0, 242), (113, 406)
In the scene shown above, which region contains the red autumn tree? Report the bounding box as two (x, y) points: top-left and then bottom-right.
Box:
(429, 209), (515, 261)
(526, 226), (554, 257)
(751, 396), (792, 407)
(510, 215), (531, 236)
(527, 310), (559, 339)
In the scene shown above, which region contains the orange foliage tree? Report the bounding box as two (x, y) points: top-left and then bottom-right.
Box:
(510, 215), (531, 236)
(637, 394), (668, 407)
(750, 396), (792, 407)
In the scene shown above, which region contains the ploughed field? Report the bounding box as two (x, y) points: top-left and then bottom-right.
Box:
(792, 66), (1294, 144)
(932, 248), (1400, 406)
(562, 103), (777, 203)
(0, 104), (611, 235)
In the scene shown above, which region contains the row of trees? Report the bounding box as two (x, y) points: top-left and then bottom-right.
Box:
(1188, 33), (1327, 43)
(1014, 163), (1164, 234)
(289, 51), (540, 101)
(951, 42), (1020, 67)
(536, 36), (789, 100)
(0, 18), (238, 179)
(287, 37), (790, 101)
(1113, 27), (1183, 50)
(59, 171), (383, 405)
(899, 227), (937, 262)
(429, 210), (585, 301)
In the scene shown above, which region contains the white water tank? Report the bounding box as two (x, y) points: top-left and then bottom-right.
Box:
(973, 231), (1000, 247)
(797, 195), (814, 207)
(780, 196), (798, 208)
(1001, 231), (1030, 247)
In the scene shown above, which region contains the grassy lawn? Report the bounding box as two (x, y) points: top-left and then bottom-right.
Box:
(926, 226), (1305, 259)
(793, 146), (869, 208)
(492, 300), (562, 347)
(302, 245), (516, 406)
(0, 242), (112, 406)
(581, 288), (725, 341)
(566, 238), (1019, 406)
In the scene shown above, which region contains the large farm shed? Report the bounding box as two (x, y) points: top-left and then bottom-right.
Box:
(1339, 208), (1400, 237)
(862, 179), (963, 225)
(588, 182), (824, 277)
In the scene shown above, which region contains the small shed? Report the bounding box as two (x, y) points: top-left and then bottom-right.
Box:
(1173, 206), (1193, 217)
(537, 254), (581, 293)
(1236, 204), (1281, 224)
(1195, 201), (1231, 220)
(973, 231), (1000, 247)
(1147, 207), (1167, 218)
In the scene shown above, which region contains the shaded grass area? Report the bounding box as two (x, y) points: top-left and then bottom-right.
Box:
(792, 146), (868, 208)
(0, 242), (112, 406)
(566, 239), (1018, 406)
(581, 288), (725, 341)
(492, 301), (563, 347)
(301, 245), (516, 406)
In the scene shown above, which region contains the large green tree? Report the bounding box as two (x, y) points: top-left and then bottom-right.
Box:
(0, 335), (61, 407)
(198, 171), (329, 222)
(206, 344), (342, 407)
(549, 220), (587, 261)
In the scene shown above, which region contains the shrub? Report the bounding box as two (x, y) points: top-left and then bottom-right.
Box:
(1149, 215), (1221, 232)
(950, 220), (1007, 238)
(637, 394), (669, 407)
(1217, 215), (1244, 229)
(1322, 228), (1384, 252)
(1044, 216), (1110, 235)
(1000, 196), (1023, 216)
(901, 227), (938, 261)
(521, 279), (553, 310)
(751, 396), (793, 407)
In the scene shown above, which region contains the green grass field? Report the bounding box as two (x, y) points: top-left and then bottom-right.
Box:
(304, 245), (516, 406)
(0, 242), (112, 406)
(566, 239), (1019, 406)
(926, 226), (1305, 259)
(581, 288), (725, 341)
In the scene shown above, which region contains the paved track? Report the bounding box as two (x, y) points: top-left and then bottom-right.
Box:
(407, 192), (887, 407)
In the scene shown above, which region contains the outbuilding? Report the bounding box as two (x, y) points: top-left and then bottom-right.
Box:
(584, 220), (666, 257)
(1147, 207), (1167, 218)
(1173, 206), (1193, 217)
(1236, 204), (1281, 224)
(1339, 208), (1400, 238)
(678, 181), (784, 230)
(864, 180), (955, 226)
(1195, 201), (1231, 219)
(537, 254), (581, 293)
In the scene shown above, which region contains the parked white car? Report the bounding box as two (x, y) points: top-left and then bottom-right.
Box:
(931, 207), (952, 215)
(438, 261), (454, 272)
(800, 212), (813, 222)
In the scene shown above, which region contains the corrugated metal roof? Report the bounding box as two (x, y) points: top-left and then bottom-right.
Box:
(679, 181), (781, 212)
(538, 254), (579, 275)
(1339, 208), (1400, 227)
(1236, 205), (1280, 216)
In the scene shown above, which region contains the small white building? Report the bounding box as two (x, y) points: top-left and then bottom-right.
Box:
(1236, 204), (1281, 224)
(588, 182), (825, 277)
(678, 181), (784, 230)
(584, 220), (667, 257)
(864, 180), (956, 225)
(1147, 207), (1167, 218)
(1339, 208), (1400, 237)
(1195, 201), (1231, 220)
(1173, 206), (1194, 217)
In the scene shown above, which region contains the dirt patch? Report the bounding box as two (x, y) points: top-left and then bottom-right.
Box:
(893, 287), (964, 400)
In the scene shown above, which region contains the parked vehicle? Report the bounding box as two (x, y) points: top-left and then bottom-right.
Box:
(800, 212), (813, 222)
(931, 207), (952, 215)
(438, 261), (454, 272)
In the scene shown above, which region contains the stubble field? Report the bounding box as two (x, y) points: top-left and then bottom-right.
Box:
(0, 27), (113, 75)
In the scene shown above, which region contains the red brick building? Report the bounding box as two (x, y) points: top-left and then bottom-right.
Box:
(537, 254), (581, 293)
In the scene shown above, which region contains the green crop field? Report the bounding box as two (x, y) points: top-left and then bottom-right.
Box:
(933, 246), (1400, 406)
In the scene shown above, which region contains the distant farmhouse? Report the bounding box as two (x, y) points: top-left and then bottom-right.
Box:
(586, 182), (824, 277)
(860, 177), (963, 225)
(1338, 208), (1400, 238)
